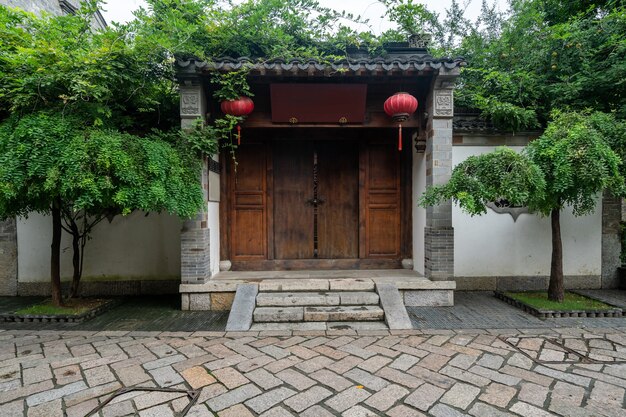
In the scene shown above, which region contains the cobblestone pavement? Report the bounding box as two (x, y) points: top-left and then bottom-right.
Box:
(3, 292), (626, 332)
(1, 327), (625, 416)
(408, 291), (626, 330)
(0, 296), (229, 332)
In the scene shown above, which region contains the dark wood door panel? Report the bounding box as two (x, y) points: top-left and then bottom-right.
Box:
(367, 207), (400, 256)
(317, 141), (359, 258)
(361, 141), (401, 259)
(225, 133), (408, 268)
(232, 209), (266, 258)
(273, 142), (314, 259)
(230, 143), (267, 260)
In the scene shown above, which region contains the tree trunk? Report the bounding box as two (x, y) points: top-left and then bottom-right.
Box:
(69, 223), (81, 299)
(548, 208), (564, 302)
(51, 201), (63, 307)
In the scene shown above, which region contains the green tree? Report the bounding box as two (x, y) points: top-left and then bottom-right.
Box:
(453, 0), (626, 131)
(421, 111), (625, 301)
(0, 113), (204, 304)
(0, 2), (209, 305)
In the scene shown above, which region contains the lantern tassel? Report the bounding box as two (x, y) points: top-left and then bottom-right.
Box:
(237, 125), (241, 146)
(398, 123), (403, 151)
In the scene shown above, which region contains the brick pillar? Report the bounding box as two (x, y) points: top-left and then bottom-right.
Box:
(424, 72), (458, 281)
(179, 81), (211, 284)
(0, 218), (17, 295)
(601, 194), (621, 288)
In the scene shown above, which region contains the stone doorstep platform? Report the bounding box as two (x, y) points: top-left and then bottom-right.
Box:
(180, 270), (456, 312)
(180, 270), (455, 293)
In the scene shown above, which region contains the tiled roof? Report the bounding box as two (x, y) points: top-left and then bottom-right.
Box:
(176, 54), (465, 76)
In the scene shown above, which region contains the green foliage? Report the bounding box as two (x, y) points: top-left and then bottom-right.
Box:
(180, 119), (222, 156)
(419, 147), (545, 216)
(454, 0), (626, 130)
(0, 2), (179, 131)
(133, 0), (371, 61)
(420, 111), (624, 217)
(130, 0), (381, 153)
(14, 298), (108, 316)
(526, 111), (624, 216)
(380, 0), (442, 40)
(621, 221), (626, 265)
(419, 110), (624, 304)
(505, 291), (615, 311)
(211, 68), (254, 102)
(0, 113), (204, 220)
(0, 113), (73, 216)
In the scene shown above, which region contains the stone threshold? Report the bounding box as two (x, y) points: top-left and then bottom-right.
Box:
(180, 271), (456, 293)
(212, 269), (428, 280)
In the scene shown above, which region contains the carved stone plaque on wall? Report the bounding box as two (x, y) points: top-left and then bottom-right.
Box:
(433, 89), (453, 117)
(181, 92), (201, 116)
(487, 200), (529, 221)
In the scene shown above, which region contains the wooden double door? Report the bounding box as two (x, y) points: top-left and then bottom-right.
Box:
(223, 135), (409, 270)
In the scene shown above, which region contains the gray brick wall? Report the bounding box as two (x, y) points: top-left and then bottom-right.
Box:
(1, 0), (65, 16)
(0, 218), (17, 296)
(424, 227), (454, 281)
(423, 81), (457, 281)
(181, 226), (210, 284)
(602, 194), (622, 288)
(18, 280), (179, 296)
(179, 82), (212, 285)
(0, 1), (107, 28)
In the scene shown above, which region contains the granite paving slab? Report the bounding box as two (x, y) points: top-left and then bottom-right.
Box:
(0, 327), (624, 416)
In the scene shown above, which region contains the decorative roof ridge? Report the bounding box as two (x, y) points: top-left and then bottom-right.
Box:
(176, 56), (466, 77)
(177, 55), (465, 66)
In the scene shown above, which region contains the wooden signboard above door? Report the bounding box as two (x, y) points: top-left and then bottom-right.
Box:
(270, 84), (367, 123)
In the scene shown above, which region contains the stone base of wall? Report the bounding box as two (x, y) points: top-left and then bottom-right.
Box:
(403, 290), (454, 306)
(455, 275), (602, 291)
(0, 218), (17, 296)
(181, 227), (211, 285)
(181, 292), (235, 311)
(17, 280), (179, 296)
(424, 227), (454, 281)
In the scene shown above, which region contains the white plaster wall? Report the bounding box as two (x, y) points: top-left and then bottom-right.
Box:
(453, 146), (602, 277)
(207, 201), (220, 276)
(413, 146), (426, 275)
(17, 211), (181, 282)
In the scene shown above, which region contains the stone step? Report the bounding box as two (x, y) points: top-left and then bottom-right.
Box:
(254, 306), (385, 323)
(253, 306), (384, 322)
(249, 321), (389, 331)
(256, 292), (379, 307)
(257, 278), (376, 292)
(254, 307), (304, 322)
(304, 306), (384, 322)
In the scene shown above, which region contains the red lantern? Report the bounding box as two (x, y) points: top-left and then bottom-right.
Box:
(220, 96), (254, 145)
(384, 92), (418, 151)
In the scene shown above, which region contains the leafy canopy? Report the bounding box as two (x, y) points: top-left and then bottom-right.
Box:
(0, 1), (208, 222)
(420, 111), (626, 216)
(420, 147), (546, 216)
(0, 2), (178, 131)
(0, 113), (204, 220)
(453, 0), (626, 130)
(526, 111), (625, 215)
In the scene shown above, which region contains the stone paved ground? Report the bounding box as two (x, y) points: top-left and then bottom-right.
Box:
(0, 296), (229, 332)
(1, 292), (625, 416)
(408, 291), (626, 329)
(2, 291), (626, 332)
(1, 326), (625, 416)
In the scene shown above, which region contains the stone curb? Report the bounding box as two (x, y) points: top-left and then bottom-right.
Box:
(0, 298), (121, 323)
(494, 291), (624, 318)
